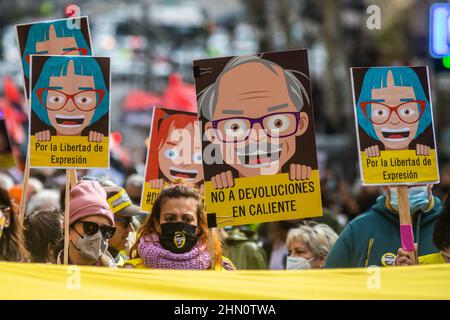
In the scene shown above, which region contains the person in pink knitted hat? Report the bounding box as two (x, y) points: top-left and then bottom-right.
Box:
(127, 183), (236, 270)
(56, 180), (117, 267)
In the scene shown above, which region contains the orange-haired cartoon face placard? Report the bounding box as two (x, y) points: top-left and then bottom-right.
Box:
(141, 107), (204, 212)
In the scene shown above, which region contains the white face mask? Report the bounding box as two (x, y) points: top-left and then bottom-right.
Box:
(389, 186), (430, 213)
(286, 256), (315, 270)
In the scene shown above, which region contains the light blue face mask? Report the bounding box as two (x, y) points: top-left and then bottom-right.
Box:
(389, 186), (430, 213)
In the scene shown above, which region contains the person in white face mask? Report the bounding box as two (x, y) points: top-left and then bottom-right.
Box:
(286, 222), (338, 270)
(56, 181), (117, 267)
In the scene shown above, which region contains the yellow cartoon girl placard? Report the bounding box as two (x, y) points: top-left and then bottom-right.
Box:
(351, 66), (439, 185)
(29, 55), (110, 169)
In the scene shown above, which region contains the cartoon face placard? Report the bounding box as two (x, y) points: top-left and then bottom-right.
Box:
(351, 66), (439, 185)
(141, 107), (204, 212)
(193, 49), (323, 228)
(29, 55), (110, 169)
(16, 17), (92, 100)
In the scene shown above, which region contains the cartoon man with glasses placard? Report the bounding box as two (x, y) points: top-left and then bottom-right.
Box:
(198, 55), (312, 189)
(355, 67), (432, 157)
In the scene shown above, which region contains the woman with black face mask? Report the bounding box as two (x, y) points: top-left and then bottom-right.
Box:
(128, 184), (236, 270)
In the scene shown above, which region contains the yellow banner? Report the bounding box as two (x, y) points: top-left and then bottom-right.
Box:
(360, 149), (439, 185)
(140, 183), (162, 213)
(29, 135), (109, 169)
(0, 262), (449, 299)
(205, 170), (322, 227)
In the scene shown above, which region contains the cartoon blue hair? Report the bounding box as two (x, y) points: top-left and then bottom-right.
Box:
(31, 56), (109, 128)
(22, 20), (91, 78)
(356, 67), (432, 141)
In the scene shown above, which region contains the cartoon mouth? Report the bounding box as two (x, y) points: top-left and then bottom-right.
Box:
(381, 128), (410, 141)
(169, 167), (198, 180)
(55, 114), (85, 128)
(237, 148), (282, 168)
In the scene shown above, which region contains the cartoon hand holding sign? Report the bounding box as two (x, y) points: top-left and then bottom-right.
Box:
(199, 55), (311, 189)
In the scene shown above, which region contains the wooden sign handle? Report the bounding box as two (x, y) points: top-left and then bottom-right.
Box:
(63, 170), (71, 265)
(68, 169), (78, 188)
(18, 154), (30, 224)
(397, 186), (416, 262)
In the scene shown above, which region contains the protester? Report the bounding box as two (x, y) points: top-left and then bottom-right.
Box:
(125, 174), (143, 206)
(222, 226), (268, 269)
(55, 180), (117, 267)
(28, 177), (44, 198)
(125, 173), (148, 226)
(396, 194), (450, 265)
(24, 209), (63, 263)
(103, 185), (140, 267)
(0, 186), (29, 262)
(286, 222), (338, 269)
(0, 172), (14, 191)
(127, 183), (236, 270)
(258, 221), (290, 270)
(326, 185), (442, 268)
(26, 189), (60, 216)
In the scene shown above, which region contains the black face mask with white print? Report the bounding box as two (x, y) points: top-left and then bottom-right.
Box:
(159, 222), (198, 254)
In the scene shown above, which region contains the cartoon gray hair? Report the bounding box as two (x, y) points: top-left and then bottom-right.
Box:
(197, 54), (310, 121)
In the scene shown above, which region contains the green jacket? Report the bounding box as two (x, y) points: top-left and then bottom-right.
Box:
(325, 194), (442, 268)
(223, 231), (268, 270)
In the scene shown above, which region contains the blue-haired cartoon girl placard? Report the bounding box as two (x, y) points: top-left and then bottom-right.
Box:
(29, 55), (110, 169)
(351, 66), (439, 185)
(16, 17), (92, 100)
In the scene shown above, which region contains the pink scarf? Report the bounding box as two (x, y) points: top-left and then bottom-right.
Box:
(138, 234), (211, 270)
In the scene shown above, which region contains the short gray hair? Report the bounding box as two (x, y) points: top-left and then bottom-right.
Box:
(286, 223), (338, 258)
(26, 189), (61, 216)
(198, 55), (310, 121)
(0, 172), (14, 191)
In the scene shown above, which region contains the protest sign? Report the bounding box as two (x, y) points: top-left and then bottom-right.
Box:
(141, 107), (204, 212)
(351, 66), (439, 185)
(16, 17), (92, 100)
(193, 49), (323, 228)
(29, 55), (110, 169)
(0, 117), (16, 169)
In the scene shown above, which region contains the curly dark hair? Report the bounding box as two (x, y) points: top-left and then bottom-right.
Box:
(24, 208), (63, 262)
(0, 187), (30, 262)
